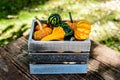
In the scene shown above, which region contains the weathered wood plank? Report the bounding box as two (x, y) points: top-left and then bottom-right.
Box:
(88, 59), (120, 80)
(60, 74), (83, 80)
(29, 53), (89, 64)
(0, 47), (40, 80)
(0, 49), (29, 80)
(36, 74), (68, 80)
(0, 78), (4, 80)
(28, 39), (91, 52)
(29, 64), (88, 74)
(91, 40), (120, 71)
(3, 37), (28, 57)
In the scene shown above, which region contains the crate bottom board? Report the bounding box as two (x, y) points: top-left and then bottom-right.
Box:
(30, 64), (88, 74)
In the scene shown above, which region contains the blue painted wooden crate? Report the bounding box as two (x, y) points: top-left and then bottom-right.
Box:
(28, 20), (91, 74)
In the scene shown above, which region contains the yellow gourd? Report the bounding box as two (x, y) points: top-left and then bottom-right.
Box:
(41, 26), (65, 41)
(74, 20), (91, 40)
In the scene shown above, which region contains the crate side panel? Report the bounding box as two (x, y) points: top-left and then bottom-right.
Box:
(29, 53), (89, 64)
(28, 39), (91, 52)
(30, 64), (88, 74)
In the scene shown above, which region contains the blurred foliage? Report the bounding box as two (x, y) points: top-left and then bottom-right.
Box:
(0, 24), (28, 46)
(100, 37), (120, 52)
(0, 0), (48, 19)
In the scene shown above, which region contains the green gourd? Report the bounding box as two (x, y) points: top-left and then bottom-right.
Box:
(47, 13), (62, 26)
(61, 23), (73, 37)
(56, 23), (73, 40)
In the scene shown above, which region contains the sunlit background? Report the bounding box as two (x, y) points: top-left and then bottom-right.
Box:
(0, 0), (120, 52)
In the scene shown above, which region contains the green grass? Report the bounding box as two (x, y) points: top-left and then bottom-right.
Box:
(0, 0), (120, 52)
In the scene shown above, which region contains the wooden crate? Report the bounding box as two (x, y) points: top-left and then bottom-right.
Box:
(28, 20), (91, 74)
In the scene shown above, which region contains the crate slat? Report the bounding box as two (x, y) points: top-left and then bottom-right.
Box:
(30, 64), (88, 74)
(29, 39), (91, 52)
(29, 53), (89, 64)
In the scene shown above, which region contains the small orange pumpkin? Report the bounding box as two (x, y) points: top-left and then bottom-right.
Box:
(74, 20), (91, 40)
(35, 24), (48, 31)
(34, 17), (53, 40)
(34, 27), (52, 40)
(65, 21), (77, 30)
(35, 25), (40, 31)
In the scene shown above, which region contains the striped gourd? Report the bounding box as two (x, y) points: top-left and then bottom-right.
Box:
(61, 23), (73, 37)
(47, 13), (62, 27)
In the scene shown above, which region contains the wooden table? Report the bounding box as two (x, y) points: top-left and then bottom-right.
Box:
(0, 35), (120, 80)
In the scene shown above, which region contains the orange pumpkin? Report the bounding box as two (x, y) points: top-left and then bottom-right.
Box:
(65, 21), (77, 30)
(34, 17), (53, 40)
(35, 25), (40, 31)
(35, 24), (48, 31)
(74, 20), (91, 40)
(34, 27), (52, 40)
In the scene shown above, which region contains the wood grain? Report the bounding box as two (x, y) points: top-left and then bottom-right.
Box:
(91, 40), (120, 71)
(0, 48), (29, 80)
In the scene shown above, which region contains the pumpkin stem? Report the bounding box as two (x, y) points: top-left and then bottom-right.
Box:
(69, 12), (73, 23)
(35, 16), (43, 30)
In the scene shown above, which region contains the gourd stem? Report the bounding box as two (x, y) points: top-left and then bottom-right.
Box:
(69, 12), (73, 23)
(35, 16), (43, 30)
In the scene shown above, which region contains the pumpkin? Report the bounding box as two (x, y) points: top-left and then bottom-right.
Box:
(34, 27), (52, 40)
(74, 20), (91, 40)
(41, 26), (65, 41)
(35, 24), (48, 31)
(47, 13), (62, 27)
(35, 25), (40, 31)
(33, 17), (52, 40)
(65, 21), (78, 30)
